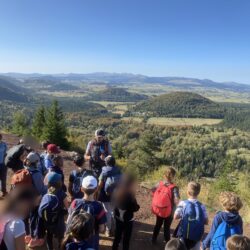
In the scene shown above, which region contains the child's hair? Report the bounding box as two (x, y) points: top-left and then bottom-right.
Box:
(226, 235), (250, 250)
(105, 155), (116, 166)
(42, 141), (50, 150)
(219, 192), (243, 212)
(187, 181), (201, 197)
(61, 213), (94, 249)
(73, 154), (84, 167)
(165, 238), (187, 250)
(53, 155), (63, 167)
(81, 187), (96, 196)
(164, 167), (176, 181)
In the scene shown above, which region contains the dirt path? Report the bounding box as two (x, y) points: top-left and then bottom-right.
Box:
(1, 133), (250, 250)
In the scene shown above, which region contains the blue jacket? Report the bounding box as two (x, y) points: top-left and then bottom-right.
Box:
(0, 142), (7, 165)
(27, 166), (47, 196)
(202, 211), (243, 249)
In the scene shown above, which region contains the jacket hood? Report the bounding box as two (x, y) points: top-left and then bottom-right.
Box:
(219, 211), (241, 225)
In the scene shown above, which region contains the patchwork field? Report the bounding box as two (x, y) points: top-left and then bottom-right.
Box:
(147, 117), (223, 126)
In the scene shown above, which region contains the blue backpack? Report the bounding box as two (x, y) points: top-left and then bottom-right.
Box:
(38, 193), (60, 225)
(71, 170), (91, 197)
(104, 168), (121, 195)
(178, 200), (205, 242)
(210, 220), (242, 250)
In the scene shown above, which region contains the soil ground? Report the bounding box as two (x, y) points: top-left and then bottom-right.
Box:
(1, 133), (250, 250)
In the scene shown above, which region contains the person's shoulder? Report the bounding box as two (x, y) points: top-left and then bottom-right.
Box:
(8, 218), (25, 230)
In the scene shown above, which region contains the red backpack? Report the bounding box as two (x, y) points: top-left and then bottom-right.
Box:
(11, 169), (33, 188)
(152, 182), (175, 218)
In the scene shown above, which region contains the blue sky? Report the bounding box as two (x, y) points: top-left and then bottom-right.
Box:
(0, 0), (250, 83)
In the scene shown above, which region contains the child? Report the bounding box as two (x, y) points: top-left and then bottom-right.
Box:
(39, 172), (69, 250)
(227, 235), (250, 250)
(61, 213), (95, 250)
(98, 155), (122, 237)
(174, 182), (208, 250)
(44, 144), (60, 170)
(23, 152), (47, 248)
(67, 175), (106, 250)
(165, 239), (187, 250)
(202, 191), (243, 250)
(38, 141), (50, 176)
(50, 155), (67, 192)
(0, 133), (8, 198)
(0, 189), (35, 250)
(68, 154), (93, 201)
(152, 167), (180, 244)
(112, 174), (140, 250)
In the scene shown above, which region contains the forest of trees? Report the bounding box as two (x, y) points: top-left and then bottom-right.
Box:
(86, 87), (148, 102)
(126, 92), (226, 118)
(12, 100), (69, 148)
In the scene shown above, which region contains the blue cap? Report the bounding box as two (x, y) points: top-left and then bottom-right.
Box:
(47, 172), (62, 184)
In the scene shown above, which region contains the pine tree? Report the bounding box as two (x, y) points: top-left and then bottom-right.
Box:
(12, 111), (29, 136)
(32, 105), (46, 139)
(43, 100), (69, 149)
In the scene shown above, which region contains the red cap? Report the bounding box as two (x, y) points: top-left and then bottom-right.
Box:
(47, 144), (60, 154)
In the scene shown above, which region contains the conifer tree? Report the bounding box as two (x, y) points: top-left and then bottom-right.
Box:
(12, 111), (29, 136)
(43, 100), (68, 148)
(32, 105), (46, 139)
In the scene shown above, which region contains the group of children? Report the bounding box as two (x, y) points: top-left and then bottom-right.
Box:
(152, 167), (249, 250)
(0, 133), (250, 250)
(0, 139), (139, 250)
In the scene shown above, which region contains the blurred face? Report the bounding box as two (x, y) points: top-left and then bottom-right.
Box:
(16, 200), (33, 218)
(96, 135), (104, 143)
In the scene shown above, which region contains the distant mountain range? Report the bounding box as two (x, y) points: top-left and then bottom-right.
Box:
(1, 72), (250, 106)
(1, 72), (250, 93)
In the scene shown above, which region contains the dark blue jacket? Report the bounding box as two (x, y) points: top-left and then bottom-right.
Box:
(202, 211), (243, 249)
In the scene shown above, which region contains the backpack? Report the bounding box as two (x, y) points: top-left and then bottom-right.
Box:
(90, 140), (109, 163)
(10, 168), (33, 188)
(39, 193), (60, 225)
(152, 182), (175, 218)
(178, 200), (205, 242)
(5, 144), (25, 171)
(0, 217), (11, 250)
(71, 170), (92, 197)
(210, 219), (242, 250)
(38, 153), (48, 176)
(0, 142), (7, 165)
(66, 241), (95, 250)
(104, 168), (121, 196)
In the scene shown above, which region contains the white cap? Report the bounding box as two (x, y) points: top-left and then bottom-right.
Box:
(26, 152), (40, 164)
(81, 176), (98, 189)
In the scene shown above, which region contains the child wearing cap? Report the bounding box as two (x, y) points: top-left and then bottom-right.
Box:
(24, 152), (47, 248)
(67, 175), (107, 250)
(44, 144), (60, 170)
(39, 172), (69, 250)
(68, 154), (93, 201)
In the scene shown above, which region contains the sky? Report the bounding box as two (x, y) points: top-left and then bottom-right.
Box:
(0, 0), (250, 83)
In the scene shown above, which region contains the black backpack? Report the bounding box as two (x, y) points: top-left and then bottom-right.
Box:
(5, 144), (25, 171)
